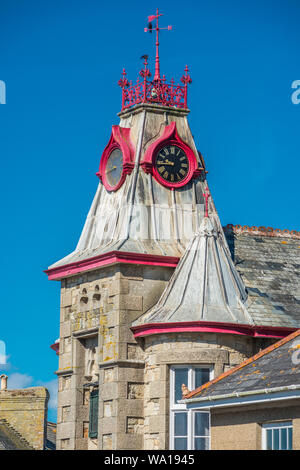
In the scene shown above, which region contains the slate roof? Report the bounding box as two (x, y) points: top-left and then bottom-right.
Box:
(224, 227), (300, 328)
(184, 329), (300, 401)
(0, 419), (33, 450)
(45, 421), (56, 450)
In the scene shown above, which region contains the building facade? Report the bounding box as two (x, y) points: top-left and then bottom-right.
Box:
(46, 12), (300, 450)
(183, 329), (300, 450)
(0, 375), (50, 450)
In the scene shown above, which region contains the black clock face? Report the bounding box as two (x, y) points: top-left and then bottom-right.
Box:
(155, 145), (189, 184)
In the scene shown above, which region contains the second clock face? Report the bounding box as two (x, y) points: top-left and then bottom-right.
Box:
(155, 145), (189, 184)
(105, 148), (123, 189)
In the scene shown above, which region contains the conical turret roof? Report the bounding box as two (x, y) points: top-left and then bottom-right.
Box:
(133, 214), (255, 326)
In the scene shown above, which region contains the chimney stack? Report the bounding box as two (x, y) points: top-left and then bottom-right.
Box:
(0, 374), (8, 391)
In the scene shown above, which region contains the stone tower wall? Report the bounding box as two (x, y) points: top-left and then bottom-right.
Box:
(55, 263), (173, 450)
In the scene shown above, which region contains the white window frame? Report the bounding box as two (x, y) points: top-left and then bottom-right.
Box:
(169, 365), (213, 450)
(262, 421), (293, 450)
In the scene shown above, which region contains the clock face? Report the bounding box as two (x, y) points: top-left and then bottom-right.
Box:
(155, 145), (189, 184)
(105, 148), (123, 189)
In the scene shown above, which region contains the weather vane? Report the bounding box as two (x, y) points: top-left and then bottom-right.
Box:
(144, 8), (172, 81)
(118, 10), (191, 110)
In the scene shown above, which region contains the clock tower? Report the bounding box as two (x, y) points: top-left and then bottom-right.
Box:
(46, 10), (284, 450)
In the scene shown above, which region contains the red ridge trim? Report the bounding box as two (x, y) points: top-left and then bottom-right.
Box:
(45, 251), (179, 280)
(131, 321), (296, 340)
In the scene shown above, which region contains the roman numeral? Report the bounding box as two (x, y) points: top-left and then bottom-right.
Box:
(158, 166), (165, 173)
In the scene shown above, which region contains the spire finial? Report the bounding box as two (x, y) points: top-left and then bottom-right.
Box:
(203, 187), (211, 218)
(144, 9), (172, 81)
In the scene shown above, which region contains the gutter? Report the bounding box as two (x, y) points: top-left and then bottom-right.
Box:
(181, 384), (300, 409)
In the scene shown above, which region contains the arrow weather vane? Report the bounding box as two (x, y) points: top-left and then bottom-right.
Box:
(144, 8), (172, 81)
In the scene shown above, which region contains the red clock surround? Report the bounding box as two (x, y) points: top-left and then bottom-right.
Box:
(96, 126), (135, 191)
(140, 122), (201, 189)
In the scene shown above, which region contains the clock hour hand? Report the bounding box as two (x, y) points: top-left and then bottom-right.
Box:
(106, 165), (117, 174)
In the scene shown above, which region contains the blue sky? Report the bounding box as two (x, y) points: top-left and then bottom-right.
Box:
(0, 0), (299, 422)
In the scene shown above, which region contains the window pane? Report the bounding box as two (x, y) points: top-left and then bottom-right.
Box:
(273, 429), (279, 450)
(174, 368), (188, 403)
(174, 438), (187, 450)
(281, 428), (287, 450)
(195, 412), (209, 437)
(195, 368), (210, 388)
(174, 412), (187, 436)
(288, 428), (293, 450)
(89, 389), (99, 438)
(194, 437), (209, 450)
(266, 429), (272, 450)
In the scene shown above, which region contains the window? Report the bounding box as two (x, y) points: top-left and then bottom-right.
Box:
(89, 389), (99, 438)
(170, 365), (212, 450)
(262, 422), (293, 450)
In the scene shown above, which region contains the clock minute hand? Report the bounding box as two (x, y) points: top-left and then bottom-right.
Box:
(157, 160), (174, 166)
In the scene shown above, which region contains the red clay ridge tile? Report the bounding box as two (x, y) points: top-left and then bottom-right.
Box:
(223, 224), (300, 239)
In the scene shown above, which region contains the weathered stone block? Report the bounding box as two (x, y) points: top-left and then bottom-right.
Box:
(148, 415), (167, 434)
(127, 417), (144, 434)
(59, 352), (72, 370)
(61, 291), (72, 308)
(149, 381), (166, 399)
(60, 438), (70, 450)
(127, 343), (144, 361)
(103, 368), (115, 383)
(57, 422), (73, 440)
(60, 322), (71, 338)
(117, 295), (143, 311)
(103, 434), (113, 450)
(101, 382), (119, 401)
(104, 400), (113, 418)
(128, 383), (144, 400)
(117, 366), (144, 383)
(62, 405), (72, 422)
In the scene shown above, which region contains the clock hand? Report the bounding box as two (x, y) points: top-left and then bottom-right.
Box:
(106, 166), (117, 174)
(157, 161), (175, 166)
